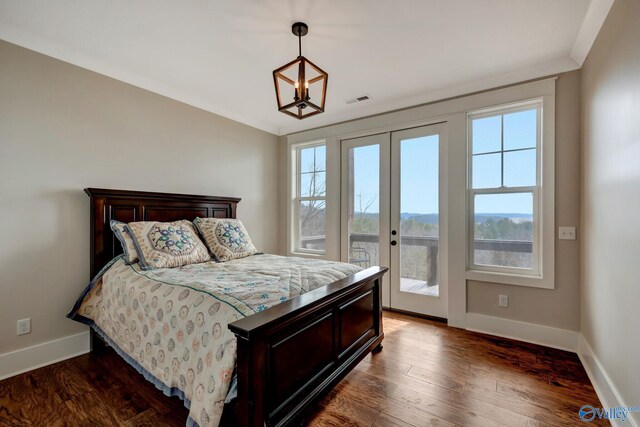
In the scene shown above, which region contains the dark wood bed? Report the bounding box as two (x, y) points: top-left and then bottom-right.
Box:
(84, 188), (387, 427)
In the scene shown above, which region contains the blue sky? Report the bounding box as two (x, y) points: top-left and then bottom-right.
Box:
(352, 135), (439, 214)
(352, 144), (381, 212)
(400, 136), (439, 213)
(351, 108), (537, 214)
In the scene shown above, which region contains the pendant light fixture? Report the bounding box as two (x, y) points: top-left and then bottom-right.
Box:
(273, 22), (328, 120)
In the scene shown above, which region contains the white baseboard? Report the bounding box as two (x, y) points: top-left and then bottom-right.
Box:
(0, 331), (90, 381)
(578, 334), (639, 427)
(465, 313), (579, 352)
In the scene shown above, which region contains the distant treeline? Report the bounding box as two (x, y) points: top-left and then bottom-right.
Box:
(353, 212), (533, 241)
(354, 212), (532, 225)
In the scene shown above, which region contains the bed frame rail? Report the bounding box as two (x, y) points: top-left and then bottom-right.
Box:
(227, 266), (387, 427)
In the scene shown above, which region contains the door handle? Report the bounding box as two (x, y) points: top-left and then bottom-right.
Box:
(391, 240), (397, 246)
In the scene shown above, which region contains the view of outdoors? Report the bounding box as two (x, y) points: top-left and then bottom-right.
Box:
(348, 144), (380, 271)
(298, 107), (537, 289)
(471, 108), (537, 269)
(473, 193), (533, 268)
(298, 145), (326, 251)
(345, 135), (440, 296)
(399, 135), (439, 294)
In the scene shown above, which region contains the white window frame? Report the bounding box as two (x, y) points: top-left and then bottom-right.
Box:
(290, 140), (327, 256)
(466, 98), (555, 289)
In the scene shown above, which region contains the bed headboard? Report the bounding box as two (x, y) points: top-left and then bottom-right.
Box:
(85, 188), (240, 277)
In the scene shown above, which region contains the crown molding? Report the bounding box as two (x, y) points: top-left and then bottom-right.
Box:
(570, 0), (615, 66)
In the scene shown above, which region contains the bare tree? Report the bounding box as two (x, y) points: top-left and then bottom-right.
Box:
(356, 192), (376, 215)
(354, 192), (377, 233)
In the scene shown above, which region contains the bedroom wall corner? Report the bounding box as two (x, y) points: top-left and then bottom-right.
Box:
(0, 40), (279, 368)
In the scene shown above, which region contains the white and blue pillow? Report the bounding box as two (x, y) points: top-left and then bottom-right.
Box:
(124, 220), (211, 269)
(193, 218), (257, 262)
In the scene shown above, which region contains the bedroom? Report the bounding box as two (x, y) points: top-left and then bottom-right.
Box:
(0, 0), (638, 426)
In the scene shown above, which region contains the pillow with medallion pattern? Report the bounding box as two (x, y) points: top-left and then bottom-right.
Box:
(110, 220), (140, 264)
(193, 217), (257, 262)
(124, 220), (211, 269)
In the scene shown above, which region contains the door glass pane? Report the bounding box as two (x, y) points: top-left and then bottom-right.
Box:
(299, 200), (325, 251)
(473, 192), (533, 269)
(504, 149), (536, 187)
(348, 144), (380, 269)
(400, 135), (439, 296)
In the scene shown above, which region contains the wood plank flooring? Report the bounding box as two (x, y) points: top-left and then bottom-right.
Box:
(0, 311), (605, 426)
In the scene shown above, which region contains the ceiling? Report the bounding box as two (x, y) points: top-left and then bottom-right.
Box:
(0, 0), (612, 135)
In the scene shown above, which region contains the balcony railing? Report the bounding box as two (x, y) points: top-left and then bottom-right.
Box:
(301, 233), (533, 252)
(301, 234), (533, 285)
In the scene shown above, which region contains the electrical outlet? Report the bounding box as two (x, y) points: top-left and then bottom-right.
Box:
(559, 226), (576, 240)
(17, 318), (31, 336)
(499, 295), (509, 307)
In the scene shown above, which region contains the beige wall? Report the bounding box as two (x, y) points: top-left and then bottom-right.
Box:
(467, 70), (581, 330)
(0, 40), (279, 355)
(581, 0), (640, 414)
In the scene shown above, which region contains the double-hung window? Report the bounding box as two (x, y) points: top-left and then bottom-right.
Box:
(291, 142), (326, 255)
(468, 99), (553, 287)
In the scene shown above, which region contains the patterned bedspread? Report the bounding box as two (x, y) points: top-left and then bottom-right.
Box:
(68, 254), (361, 427)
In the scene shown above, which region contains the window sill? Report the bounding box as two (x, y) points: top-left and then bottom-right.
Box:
(289, 251), (326, 259)
(466, 269), (554, 289)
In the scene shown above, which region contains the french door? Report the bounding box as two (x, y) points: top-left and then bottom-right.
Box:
(341, 124), (447, 318)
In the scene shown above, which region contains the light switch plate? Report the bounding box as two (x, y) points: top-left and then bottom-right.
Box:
(499, 295), (509, 307)
(559, 227), (576, 240)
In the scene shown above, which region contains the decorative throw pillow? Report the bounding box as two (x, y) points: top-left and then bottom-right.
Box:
(110, 220), (139, 264)
(193, 218), (257, 262)
(124, 220), (211, 269)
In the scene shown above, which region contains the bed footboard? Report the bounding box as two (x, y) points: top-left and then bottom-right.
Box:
(227, 266), (387, 427)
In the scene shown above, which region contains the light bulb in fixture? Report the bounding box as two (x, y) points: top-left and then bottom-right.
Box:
(272, 22), (328, 119)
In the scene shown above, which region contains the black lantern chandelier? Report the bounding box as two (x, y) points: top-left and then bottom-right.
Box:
(273, 22), (328, 120)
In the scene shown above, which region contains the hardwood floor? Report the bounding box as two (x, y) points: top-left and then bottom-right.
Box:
(0, 311), (605, 426)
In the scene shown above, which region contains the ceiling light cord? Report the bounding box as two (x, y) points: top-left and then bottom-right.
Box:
(298, 29), (302, 58)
